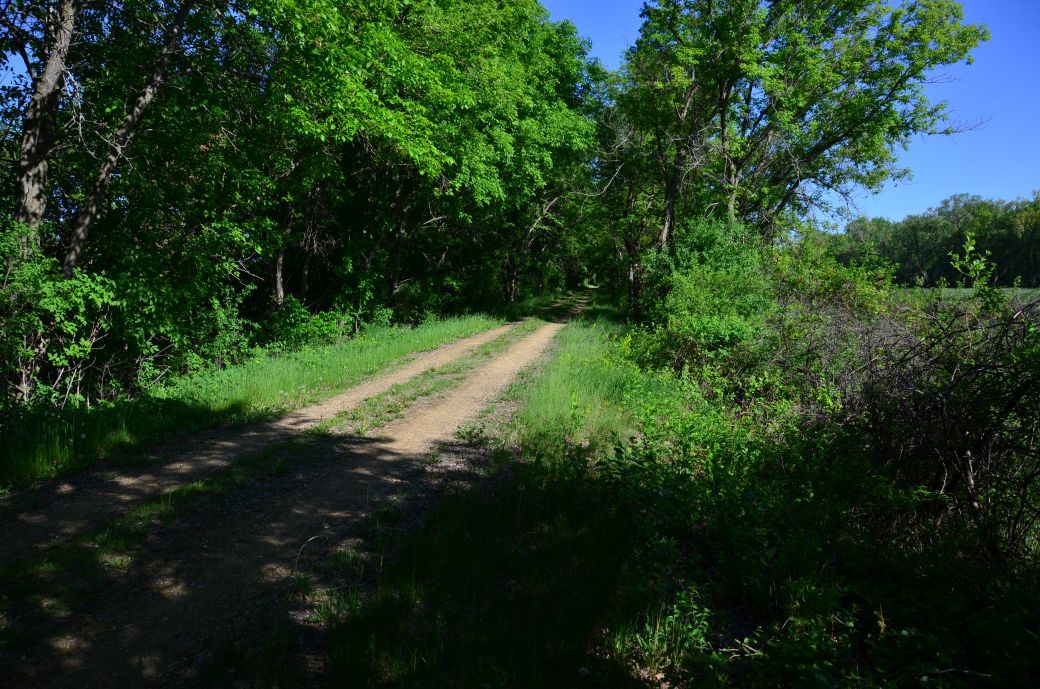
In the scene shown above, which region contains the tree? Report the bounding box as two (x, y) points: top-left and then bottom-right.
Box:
(620, 0), (987, 243)
(6, 0), (81, 253)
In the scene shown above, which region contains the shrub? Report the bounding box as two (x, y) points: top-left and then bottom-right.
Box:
(262, 295), (354, 350)
(1, 221), (118, 407)
(632, 217), (772, 371)
(609, 230), (1040, 686)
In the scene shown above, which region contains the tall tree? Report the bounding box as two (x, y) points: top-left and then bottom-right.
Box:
(620, 0), (987, 242)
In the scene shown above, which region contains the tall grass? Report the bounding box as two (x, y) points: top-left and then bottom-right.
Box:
(0, 315), (502, 486)
(510, 319), (633, 460)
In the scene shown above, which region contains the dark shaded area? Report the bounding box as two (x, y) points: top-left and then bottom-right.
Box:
(0, 394), (321, 562)
(326, 442), (647, 689)
(0, 431), (418, 688)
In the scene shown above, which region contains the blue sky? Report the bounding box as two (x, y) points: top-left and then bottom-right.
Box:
(541, 0), (1040, 221)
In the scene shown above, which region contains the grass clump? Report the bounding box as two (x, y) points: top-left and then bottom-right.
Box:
(509, 319), (632, 460)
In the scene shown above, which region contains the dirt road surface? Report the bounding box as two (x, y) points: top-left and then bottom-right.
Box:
(1, 319), (564, 687)
(0, 322), (518, 563)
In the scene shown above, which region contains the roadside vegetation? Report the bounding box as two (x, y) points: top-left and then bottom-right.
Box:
(324, 222), (1040, 688)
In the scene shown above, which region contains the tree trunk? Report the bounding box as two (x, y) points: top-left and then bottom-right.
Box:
(659, 167), (680, 249)
(298, 252), (310, 301)
(624, 235), (642, 320)
(62, 0), (197, 277)
(13, 0), (80, 254)
(273, 202), (293, 306)
(273, 247), (286, 306)
(388, 188), (411, 294)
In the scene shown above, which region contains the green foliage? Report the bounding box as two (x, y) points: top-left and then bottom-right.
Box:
(1, 0), (598, 415)
(630, 218), (772, 370)
(420, 244), (1039, 688)
(617, 0), (986, 231)
(2, 2), (1036, 685)
(610, 239), (1039, 687)
(1, 221), (118, 405)
(262, 296), (353, 351)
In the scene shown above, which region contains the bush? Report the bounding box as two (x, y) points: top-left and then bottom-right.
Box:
(262, 296), (354, 350)
(1, 222), (118, 407)
(632, 217), (772, 371)
(769, 233), (1040, 560)
(606, 230), (1040, 686)
(847, 265), (1040, 561)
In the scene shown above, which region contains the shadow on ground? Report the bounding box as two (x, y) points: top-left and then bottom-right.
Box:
(323, 440), (646, 689)
(1, 359), (647, 688)
(1, 431), (418, 687)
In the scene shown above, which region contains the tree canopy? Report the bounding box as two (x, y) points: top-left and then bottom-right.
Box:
(1, 0), (989, 403)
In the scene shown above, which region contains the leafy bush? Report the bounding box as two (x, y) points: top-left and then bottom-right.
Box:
(1, 222), (118, 407)
(597, 233), (1040, 686)
(632, 217), (772, 371)
(261, 295), (354, 351)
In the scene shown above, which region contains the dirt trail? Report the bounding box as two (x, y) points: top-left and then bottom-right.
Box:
(0, 322), (518, 563)
(3, 320), (565, 687)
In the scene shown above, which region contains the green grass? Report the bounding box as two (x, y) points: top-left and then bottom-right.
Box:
(509, 318), (633, 460)
(0, 315), (502, 486)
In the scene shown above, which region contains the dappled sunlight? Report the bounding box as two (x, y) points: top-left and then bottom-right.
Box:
(151, 576), (190, 601)
(2, 429), (420, 686)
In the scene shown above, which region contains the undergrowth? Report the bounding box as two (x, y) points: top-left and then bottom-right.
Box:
(321, 228), (1040, 688)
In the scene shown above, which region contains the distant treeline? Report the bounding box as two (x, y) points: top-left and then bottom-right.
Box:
(832, 194), (1040, 286)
